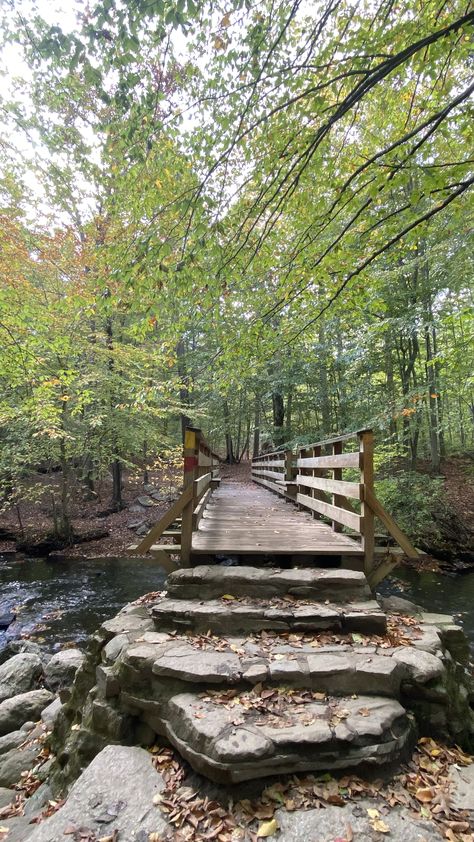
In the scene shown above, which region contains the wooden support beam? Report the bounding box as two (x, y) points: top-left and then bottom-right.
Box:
(148, 550), (179, 575)
(130, 484), (193, 554)
(364, 487), (419, 559)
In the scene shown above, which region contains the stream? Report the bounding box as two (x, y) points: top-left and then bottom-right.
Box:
(1, 554), (473, 657)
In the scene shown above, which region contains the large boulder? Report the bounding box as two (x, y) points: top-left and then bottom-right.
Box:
(0, 742), (41, 787)
(0, 690), (54, 736)
(0, 654), (43, 702)
(44, 649), (85, 692)
(0, 730), (26, 755)
(0, 786), (15, 809)
(28, 745), (168, 841)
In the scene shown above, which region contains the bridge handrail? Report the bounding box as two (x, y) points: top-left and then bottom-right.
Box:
(251, 429), (418, 582)
(296, 428), (372, 452)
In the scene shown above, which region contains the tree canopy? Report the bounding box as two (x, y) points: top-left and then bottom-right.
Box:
(0, 0), (472, 530)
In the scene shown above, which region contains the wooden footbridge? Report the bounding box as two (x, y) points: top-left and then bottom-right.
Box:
(131, 427), (419, 587)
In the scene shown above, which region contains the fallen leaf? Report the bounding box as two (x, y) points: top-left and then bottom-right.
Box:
(367, 808), (380, 819)
(371, 819), (390, 833)
(415, 787), (435, 803)
(257, 818), (278, 837)
(222, 594), (236, 601)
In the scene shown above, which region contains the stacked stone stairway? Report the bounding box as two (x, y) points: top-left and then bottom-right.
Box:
(107, 567), (417, 784)
(52, 565), (473, 789)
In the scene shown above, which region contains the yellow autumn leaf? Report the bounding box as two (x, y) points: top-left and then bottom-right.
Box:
(257, 818), (278, 837)
(372, 819), (390, 833)
(222, 594), (236, 600)
(367, 808), (380, 819)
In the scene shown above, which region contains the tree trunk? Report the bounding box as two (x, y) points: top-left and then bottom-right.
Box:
(223, 400), (234, 463)
(272, 390), (285, 446)
(176, 338), (192, 443)
(319, 322), (331, 434)
(111, 459), (123, 509)
(252, 397), (260, 458)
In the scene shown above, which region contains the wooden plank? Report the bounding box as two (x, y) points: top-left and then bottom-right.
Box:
(296, 474), (362, 499)
(296, 492), (362, 532)
(194, 472), (212, 498)
(296, 453), (360, 469)
(252, 468), (285, 480)
(150, 544), (181, 554)
(252, 476), (285, 495)
(252, 459), (286, 468)
(193, 487), (212, 529)
(300, 429), (372, 450)
(131, 484), (193, 554)
(364, 487), (419, 559)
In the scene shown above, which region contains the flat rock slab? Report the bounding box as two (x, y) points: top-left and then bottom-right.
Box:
(275, 801), (444, 841)
(155, 691), (412, 783)
(27, 745), (168, 842)
(150, 640), (402, 696)
(151, 597), (386, 636)
(448, 763), (474, 812)
(167, 565), (371, 601)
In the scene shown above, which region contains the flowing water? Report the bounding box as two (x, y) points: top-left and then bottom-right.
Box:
(1, 554), (474, 656)
(0, 555), (166, 656)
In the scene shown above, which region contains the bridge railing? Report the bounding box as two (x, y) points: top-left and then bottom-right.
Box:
(251, 449), (294, 497)
(253, 429), (418, 582)
(130, 427), (220, 568)
(295, 429), (374, 573)
(182, 427), (220, 565)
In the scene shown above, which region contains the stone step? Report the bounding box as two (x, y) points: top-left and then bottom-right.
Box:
(150, 690), (414, 784)
(166, 565), (371, 602)
(151, 596), (386, 636)
(150, 640), (402, 697)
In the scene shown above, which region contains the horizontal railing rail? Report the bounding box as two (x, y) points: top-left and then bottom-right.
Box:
(251, 449), (295, 499)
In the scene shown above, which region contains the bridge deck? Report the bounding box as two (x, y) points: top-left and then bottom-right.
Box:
(191, 482), (364, 556)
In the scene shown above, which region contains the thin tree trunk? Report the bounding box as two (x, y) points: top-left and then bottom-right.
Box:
(252, 396), (260, 458)
(176, 338), (192, 443)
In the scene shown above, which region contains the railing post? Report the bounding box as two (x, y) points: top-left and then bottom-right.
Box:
(181, 427), (200, 568)
(285, 449), (294, 482)
(332, 440), (343, 532)
(360, 430), (375, 577)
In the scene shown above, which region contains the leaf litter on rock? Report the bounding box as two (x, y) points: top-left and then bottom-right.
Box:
(146, 735), (473, 842)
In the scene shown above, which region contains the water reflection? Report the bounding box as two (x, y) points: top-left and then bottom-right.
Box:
(381, 567), (474, 652)
(0, 555), (166, 654)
